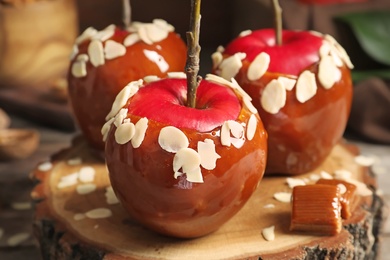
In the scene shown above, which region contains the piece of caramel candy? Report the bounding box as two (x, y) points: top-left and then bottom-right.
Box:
(290, 184), (342, 235)
(316, 179), (358, 219)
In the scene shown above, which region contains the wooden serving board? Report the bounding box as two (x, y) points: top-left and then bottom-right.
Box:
(31, 138), (386, 259)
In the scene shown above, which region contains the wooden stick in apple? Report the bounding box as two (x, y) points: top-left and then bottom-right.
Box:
(122, 0), (131, 28)
(271, 0), (282, 46)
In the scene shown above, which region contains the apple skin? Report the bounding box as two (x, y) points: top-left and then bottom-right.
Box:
(215, 29), (353, 174)
(68, 25), (187, 151)
(105, 78), (267, 238)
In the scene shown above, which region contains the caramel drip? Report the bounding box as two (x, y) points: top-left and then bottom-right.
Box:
(291, 184), (342, 235)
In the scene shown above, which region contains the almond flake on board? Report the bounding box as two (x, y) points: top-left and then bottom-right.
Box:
(273, 192), (292, 203)
(333, 169), (352, 180)
(76, 184), (97, 195)
(296, 71), (317, 103)
(263, 204), (275, 209)
(131, 118), (148, 148)
(74, 213), (86, 221)
(197, 139), (221, 170)
(277, 76), (296, 91)
(173, 148), (203, 183)
(247, 52), (270, 81)
(261, 79), (286, 114)
(286, 178), (306, 189)
(67, 157), (82, 166)
(79, 166), (96, 183)
(354, 155), (376, 167)
(262, 225), (275, 241)
(7, 232), (30, 247)
(318, 55), (339, 89)
(88, 40), (105, 67)
(320, 170), (333, 180)
(105, 186), (120, 205)
(124, 33), (140, 47)
(85, 208), (112, 219)
(158, 126), (189, 153)
(246, 114), (257, 141)
(38, 161), (53, 172)
(115, 121), (135, 144)
(104, 40), (126, 60)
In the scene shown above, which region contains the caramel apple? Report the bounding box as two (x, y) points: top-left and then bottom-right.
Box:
(68, 20), (187, 151)
(212, 6), (353, 174)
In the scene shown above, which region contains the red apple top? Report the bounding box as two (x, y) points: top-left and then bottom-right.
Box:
(67, 19), (187, 151)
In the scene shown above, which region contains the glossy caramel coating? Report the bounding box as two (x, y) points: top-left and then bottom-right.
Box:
(105, 102), (267, 238)
(235, 61), (353, 174)
(68, 28), (187, 151)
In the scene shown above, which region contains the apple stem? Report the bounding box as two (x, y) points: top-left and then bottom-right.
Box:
(122, 0), (131, 29)
(271, 0), (282, 46)
(185, 0), (202, 108)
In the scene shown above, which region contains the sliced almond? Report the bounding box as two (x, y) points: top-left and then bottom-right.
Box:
(334, 169), (352, 180)
(138, 26), (153, 45)
(239, 29), (252, 37)
(173, 148), (203, 183)
(85, 208), (112, 219)
(75, 27), (98, 45)
(7, 232), (30, 247)
(228, 120), (244, 138)
(261, 79), (286, 114)
(218, 52), (245, 80)
(277, 76), (296, 91)
(318, 55), (339, 89)
(337, 183), (347, 195)
(115, 121), (135, 145)
(38, 161), (53, 172)
(79, 166), (96, 182)
(105, 186), (119, 205)
(197, 139), (221, 170)
(70, 44), (79, 60)
(124, 33), (140, 47)
(88, 40), (105, 67)
(143, 75), (160, 83)
(158, 126), (189, 153)
(104, 40), (126, 60)
(273, 192), (292, 203)
(220, 121), (231, 147)
(246, 114), (257, 141)
(131, 117), (148, 148)
(101, 117), (115, 142)
(71, 60), (87, 78)
(262, 225), (275, 241)
(168, 72), (186, 79)
(205, 73), (231, 87)
(153, 19), (175, 32)
(286, 177), (306, 189)
(247, 52), (270, 81)
(354, 155), (375, 167)
(296, 71), (317, 103)
(77, 184), (97, 195)
(243, 97), (258, 114)
(92, 24), (115, 42)
(320, 170), (333, 180)
(211, 51), (223, 69)
(144, 23), (169, 42)
(74, 213), (86, 221)
(113, 108), (128, 127)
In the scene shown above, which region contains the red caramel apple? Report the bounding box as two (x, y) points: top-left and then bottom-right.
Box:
(68, 20), (187, 150)
(212, 29), (353, 174)
(103, 73), (267, 238)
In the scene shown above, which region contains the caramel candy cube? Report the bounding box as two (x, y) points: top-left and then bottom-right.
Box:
(290, 184), (342, 235)
(316, 179), (357, 219)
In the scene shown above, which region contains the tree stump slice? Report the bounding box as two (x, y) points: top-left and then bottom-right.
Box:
(31, 138), (387, 260)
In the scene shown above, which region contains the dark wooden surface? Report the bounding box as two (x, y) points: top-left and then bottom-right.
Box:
(0, 113), (389, 259)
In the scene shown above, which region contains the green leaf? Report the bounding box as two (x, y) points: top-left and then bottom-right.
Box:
(337, 11), (390, 66)
(352, 69), (390, 82)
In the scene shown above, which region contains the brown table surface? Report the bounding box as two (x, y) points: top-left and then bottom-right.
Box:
(0, 113), (389, 260)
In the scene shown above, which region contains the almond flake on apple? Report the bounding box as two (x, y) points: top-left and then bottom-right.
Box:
(217, 45), (225, 53)
(123, 33), (140, 47)
(239, 29), (252, 37)
(92, 24), (115, 42)
(115, 121), (136, 145)
(143, 75), (160, 83)
(167, 72), (187, 79)
(243, 97), (258, 114)
(85, 208), (112, 219)
(228, 120), (244, 139)
(173, 148), (203, 183)
(277, 76), (296, 91)
(153, 19), (175, 32)
(104, 40), (126, 60)
(246, 114), (257, 141)
(205, 74), (232, 87)
(218, 52), (246, 80)
(113, 108), (128, 127)
(221, 121), (232, 147)
(261, 79), (286, 114)
(158, 126), (189, 153)
(197, 139), (221, 170)
(324, 34), (354, 69)
(144, 23), (169, 43)
(138, 26), (153, 45)
(70, 44), (79, 60)
(319, 41), (331, 58)
(296, 71), (317, 103)
(231, 78), (252, 101)
(354, 155), (376, 167)
(131, 117), (148, 148)
(71, 60), (87, 78)
(101, 117), (115, 142)
(247, 52), (270, 81)
(211, 51), (223, 69)
(333, 169), (352, 180)
(75, 27), (98, 45)
(319, 55), (339, 89)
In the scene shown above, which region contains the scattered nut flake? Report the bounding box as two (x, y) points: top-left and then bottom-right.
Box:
(71, 60), (87, 78)
(79, 166), (96, 183)
(104, 40), (126, 60)
(263, 204), (275, 209)
(286, 178), (306, 189)
(333, 169), (352, 180)
(197, 139), (221, 170)
(262, 225), (275, 241)
(74, 213), (86, 221)
(7, 232), (30, 247)
(261, 79), (286, 114)
(318, 55), (339, 89)
(75, 27), (98, 45)
(320, 170), (333, 180)
(92, 24), (115, 42)
(243, 97), (258, 114)
(131, 118), (148, 148)
(273, 192), (292, 203)
(228, 120), (244, 139)
(167, 72), (186, 79)
(115, 121), (135, 144)
(309, 174), (320, 182)
(105, 80), (142, 120)
(144, 23), (169, 43)
(0, 228), (3, 239)
(76, 184), (97, 195)
(211, 51), (223, 68)
(337, 183), (347, 195)
(347, 179), (373, 197)
(143, 75), (160, 83)
(218, 52), (246, 80)
(105, 186), (120, 205)
(239, 29), (252, 37)
(173, 148), (203, 183)
(101, 117), (115, 142)
(158, 126), (189, 153)
(85, 208), (113, 219)
(123, 33), (140, 46)
(354, 155), (376, 167)
(246, 114), (257, 141)
(57, 173), (78, 188)
(153, 19), (175, 32)
(217, 45), (225, 53)
(330, 48), (343, 67)
(277, 76), (296, 91)
(296, 71), (317, 103)
(247, 52), (270, 81)
(88, 40), (105, 67)
(11, 202), (32, 210)
(372, 165), (386, 175)
(67, 157), (82, 166)
(38, 161), (53, 171)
